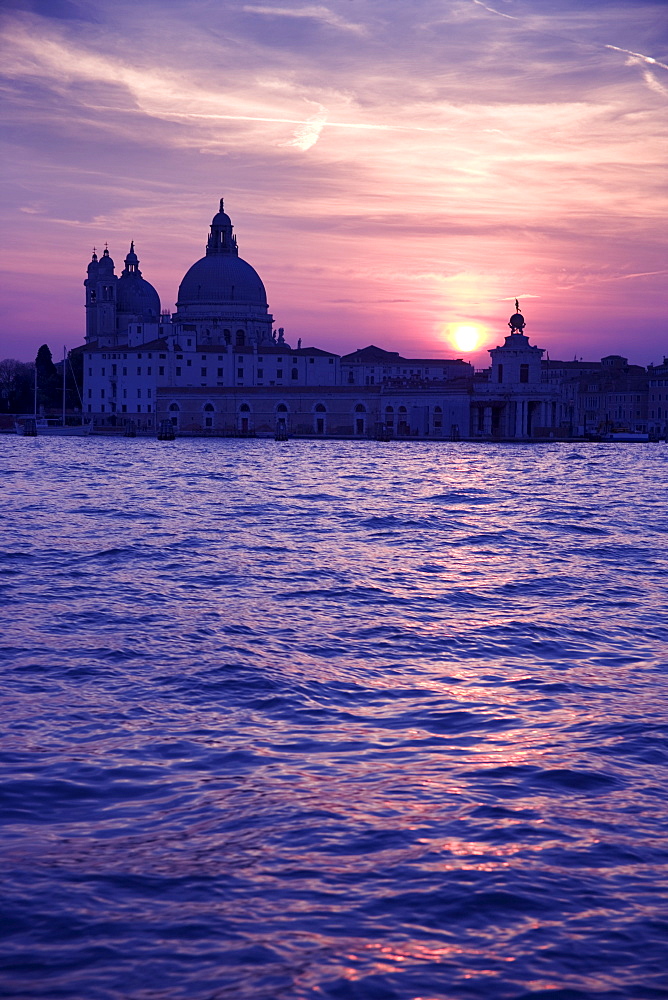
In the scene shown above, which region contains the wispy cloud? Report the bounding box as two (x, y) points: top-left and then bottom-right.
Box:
(242, 5), (366, 35)
(278, 103), (328, 150)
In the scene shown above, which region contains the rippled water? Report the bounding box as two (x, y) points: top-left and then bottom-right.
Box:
(1, 437), (667, 1000)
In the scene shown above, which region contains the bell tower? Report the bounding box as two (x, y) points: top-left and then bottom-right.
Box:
(84, 246), (118, 345)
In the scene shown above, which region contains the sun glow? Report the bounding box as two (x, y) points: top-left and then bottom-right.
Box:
(451, 325), (482, 352)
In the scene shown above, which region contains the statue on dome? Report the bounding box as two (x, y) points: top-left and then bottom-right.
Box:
(508, 299), (526, 333)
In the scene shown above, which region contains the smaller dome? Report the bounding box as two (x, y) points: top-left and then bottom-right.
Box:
(125, 242), (139, 266)
(508, 312), (525, 331)
(98, 248), (114, 270)
(211, 210), (232, 228)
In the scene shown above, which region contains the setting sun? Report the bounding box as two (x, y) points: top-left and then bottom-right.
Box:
(451, 325), (482, 352)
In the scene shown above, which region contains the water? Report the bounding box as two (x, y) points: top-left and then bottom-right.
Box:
(1, 437), (667, 1000)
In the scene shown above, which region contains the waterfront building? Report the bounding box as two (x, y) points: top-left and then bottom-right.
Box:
(565, 355), (648, 436)
(647, 357), (668, 439)
(470, 305), (563, 438)
(82, 199), (611, 441)
(155, 383), (473, 439)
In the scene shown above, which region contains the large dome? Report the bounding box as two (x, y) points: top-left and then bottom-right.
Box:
(177, 254), (267, 308)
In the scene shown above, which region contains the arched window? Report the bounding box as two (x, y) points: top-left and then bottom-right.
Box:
(235, 330), (245, 346)
(398, 405), (407, 414)
(434, 406), (442, 414)
(169, 403), (180, 411)
(239, 403), (250, 413)
(314, 403), (326, 412)
(277, 403), (288, 413)
(385, 405), (394, 414)
(224, 330), (231, 345)
(202, 402), (215, 428)
(354, 403), (366, 413)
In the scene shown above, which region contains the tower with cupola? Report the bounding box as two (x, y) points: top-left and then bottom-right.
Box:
(84, 243), (160, 347)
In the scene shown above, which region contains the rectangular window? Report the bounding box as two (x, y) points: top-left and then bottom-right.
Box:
(217, 368), (223, 377)
(101, 389), (105, 398)
(176, 354), (183, 360)
(201, 368), (207, 376)
(112, 365), (117, 376)
(159, 366), (165, 376)
(122, 405), (127, 413)
(123, 389), (127, 398)
(137, 389), (142, 398)
(257, 368), (263, 378)
(277, 369), (283, 378)
(291, 369), (299, 380)
(520, 364), (529, 383)
(187, 339), (192, 347)
(237, 368), (243, 378)
(137, 405), (141, 413)
(147, 367), (152, 375)
(293, 357), (298, 365)
(123, 367), (127, 376)
(101, 367), (105, 376)
(497, 365), (503, 383)
(329, 358), (333, 364)
(88, 368), (92, 376)
(186, 360), (192, 367)
(137, 367), (141, 375)
(159, 354), (166, 359)
(176, 367), (182, 376)
(147, 404), (152, 413)
(201, 356), (206, 361)
(88, 389), (92, 398)
(310, 358), (315, 364)
(147, 389), (152, 398)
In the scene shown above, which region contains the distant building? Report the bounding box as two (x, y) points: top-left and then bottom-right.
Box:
(647, 357), (668, 438)
(340, 345), (473, 386)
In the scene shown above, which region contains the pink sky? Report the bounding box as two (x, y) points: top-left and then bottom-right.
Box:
(0, 0), (666, 367)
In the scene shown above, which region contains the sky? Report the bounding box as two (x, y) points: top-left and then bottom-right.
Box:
(0, 0), (666, 367)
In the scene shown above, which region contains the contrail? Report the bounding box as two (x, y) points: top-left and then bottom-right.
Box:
(471, 0), (517, 20)
(605, 44), (668, 71)
(163, 110), (452, 134)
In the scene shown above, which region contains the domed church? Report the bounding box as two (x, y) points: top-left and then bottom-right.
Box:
(173, 199), (275, 349)
(84, 199), (279, 351)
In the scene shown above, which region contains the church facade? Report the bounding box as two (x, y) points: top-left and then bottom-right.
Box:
(82, 199), (564, 439)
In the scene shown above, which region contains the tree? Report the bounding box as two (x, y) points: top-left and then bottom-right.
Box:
(0, 359), (35, 413)
(35, 344), (59, 411)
